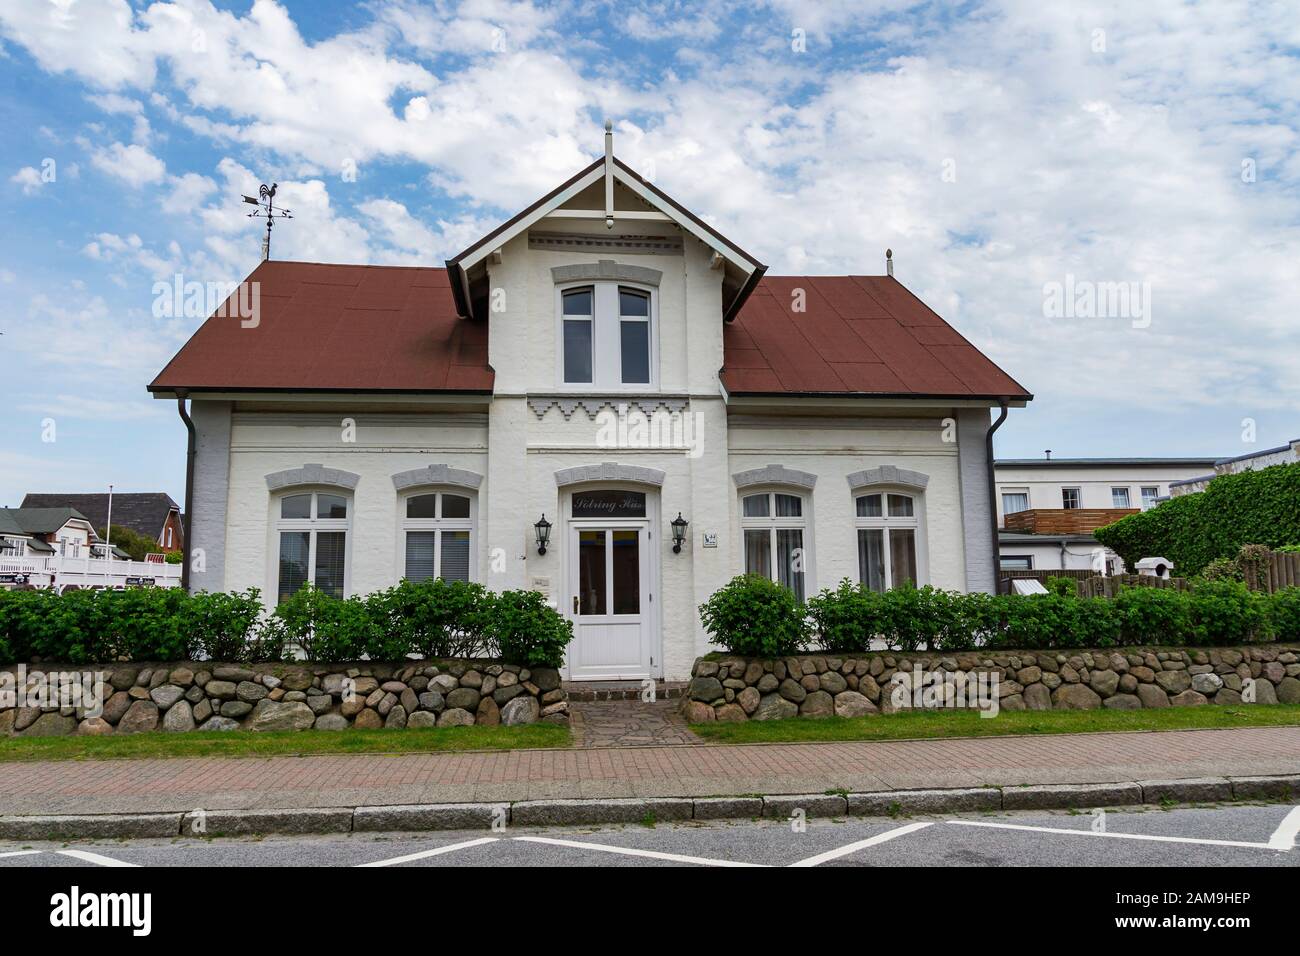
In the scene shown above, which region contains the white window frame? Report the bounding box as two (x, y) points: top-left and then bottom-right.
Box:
(1140, 486), (1160, 510)
(1061, 487), (1082, 509)
(1000, 554), (1033, 571)
(739, 487), (813, 600)
(396, 488), (478, 584)
(1111, 486), (1132, 509)
(271, 489), (352, 603)
(853, 487), (928, 592)
(556, 280), (658, 390)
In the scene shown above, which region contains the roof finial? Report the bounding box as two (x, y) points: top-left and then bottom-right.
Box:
(885, 247), (893, 277)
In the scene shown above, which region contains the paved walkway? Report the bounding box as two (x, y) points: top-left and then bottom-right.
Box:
(1, 726), (1298, 816)
(570, 700), (701, 748)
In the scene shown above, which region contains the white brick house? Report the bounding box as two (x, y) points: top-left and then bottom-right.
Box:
(151, 140), (1031, 681)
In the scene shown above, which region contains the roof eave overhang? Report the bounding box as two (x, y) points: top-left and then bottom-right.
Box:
(148, 386), (494, 402)
(722, 391), (1032, 407)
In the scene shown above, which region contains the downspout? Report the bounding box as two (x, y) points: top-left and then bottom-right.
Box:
(985, 399), (1010, 593)
(176, 391), (197, 594)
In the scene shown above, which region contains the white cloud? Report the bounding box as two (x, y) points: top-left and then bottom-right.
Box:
(9, 165), (44, 195)
(90, 141), (166, 184)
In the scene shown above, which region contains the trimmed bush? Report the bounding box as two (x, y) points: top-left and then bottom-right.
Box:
(1188, 579), (1271, 645)
(183, 588), (263, 661)
(700, 574), (809, 657)
(1095, 462), (1300, 576)
(1272, 587), (1300, 641)
(807, 580), (888, 654)
(269, 584), (372, 663)
(370, 578), (495, 659)
(490, 589), (573, 669)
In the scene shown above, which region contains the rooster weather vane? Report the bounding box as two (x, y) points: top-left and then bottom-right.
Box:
(242, 183), (293, 260)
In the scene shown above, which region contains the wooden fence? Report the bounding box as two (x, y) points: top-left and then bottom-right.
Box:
(1079, 574), (1190, 598)
(1244, 550), (1300, 593)
(997, 569), (1095, 594)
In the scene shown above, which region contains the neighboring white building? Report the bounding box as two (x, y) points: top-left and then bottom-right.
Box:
(150, 140), (1031, 681)
(993, 457), (1217, 575)
(1168, 439), (1300, 497)
(0, 507), (181, 590)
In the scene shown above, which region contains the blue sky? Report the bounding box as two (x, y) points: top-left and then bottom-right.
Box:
(1, 0), (1298, 506)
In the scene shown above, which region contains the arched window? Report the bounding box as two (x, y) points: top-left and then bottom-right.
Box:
(401, 490), (475, 583)
(854, 490), (920, 592)
(276, 490), (350, 602)
(740, 489), (809, 600)
(558, 282), (656, 387)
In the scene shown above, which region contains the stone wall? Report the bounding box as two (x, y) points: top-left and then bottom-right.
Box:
(0, 660), (567, 737)
(682, 645), (1300, 722)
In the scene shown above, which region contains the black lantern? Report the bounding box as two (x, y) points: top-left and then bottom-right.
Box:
(534, 514), (552, 555)
(671, 512), (688, 553)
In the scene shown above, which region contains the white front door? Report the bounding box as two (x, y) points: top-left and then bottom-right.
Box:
(566, 524), (652, 680)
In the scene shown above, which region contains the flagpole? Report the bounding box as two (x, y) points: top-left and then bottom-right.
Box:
(105, 484), (113, 559)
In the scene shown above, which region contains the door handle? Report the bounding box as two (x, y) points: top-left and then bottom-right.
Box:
(573, 595), (580, 614)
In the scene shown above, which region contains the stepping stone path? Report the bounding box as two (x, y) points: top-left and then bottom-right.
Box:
(570, 700), (702, 748)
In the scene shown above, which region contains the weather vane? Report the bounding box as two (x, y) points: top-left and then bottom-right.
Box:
(242, 183), (293, 261)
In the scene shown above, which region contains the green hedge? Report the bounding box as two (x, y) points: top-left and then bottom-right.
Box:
(1094, 462), (1300, 576)
(699, 576), (1294, 655)
(0, 580), (573, 668)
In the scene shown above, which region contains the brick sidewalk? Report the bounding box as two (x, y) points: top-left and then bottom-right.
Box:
(2, 726), (1298, 816)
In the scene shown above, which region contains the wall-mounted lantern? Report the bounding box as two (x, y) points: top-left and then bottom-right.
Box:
(671, 512), (689, 553)
(534, 514), (552, 555)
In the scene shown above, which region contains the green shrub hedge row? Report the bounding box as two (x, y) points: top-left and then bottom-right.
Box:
(700, 575), (1297, 657)
(0, 580), (573, 668)
(1094, 462), (1300, 576)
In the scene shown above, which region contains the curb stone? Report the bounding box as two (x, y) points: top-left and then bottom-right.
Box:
(180, 807), (353, 836)
(1137, 778), (1234, 804)
(353, 802), (503, 832)
(761, 794), (847, 819)
(510, 797), (694, 827)
(0, 812), (181, 840)
(3, 775), (1297, 840)
(1001, 782), (1143, 811)
(847, 787), (1000, 816)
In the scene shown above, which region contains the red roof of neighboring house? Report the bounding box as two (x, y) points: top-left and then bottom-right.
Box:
(721, 275), (1031, 399)
(148, 260), (493, 393)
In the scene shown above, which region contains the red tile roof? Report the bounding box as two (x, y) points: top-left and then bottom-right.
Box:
(148, 260), (493, 393)
(722, 275), (1031, 399)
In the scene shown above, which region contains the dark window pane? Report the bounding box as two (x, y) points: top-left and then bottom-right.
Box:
(776, 528), (805, 601)
(405, 531), (436, 582)
(562, 288), (592, 315)
(578, 530), (607, 615)
(890, 529), (917, 588)
(887, 494), (913, 517)
(744, 529), (770, 579)
(856, 494), (882, 517)
(775, 493), (802, 517)
(742, 494), (769, 518)
(858, 529), (885, 593)
(563, 319), (592, 383)
(406, 494), (438, 519)
(277, 531), (310, 603)
(281, 494), (311, 519)
(441, 494), (471, 519)
(439, 530), (470, 582)
(314, 531), (346, 598)
(611, 529), (640, 614)
(318, 494), (347, 519)
(620, 320), (650, 383)
(619, 289), (649, 316)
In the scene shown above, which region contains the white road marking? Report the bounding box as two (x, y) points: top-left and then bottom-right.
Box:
(788, 822), (934, 867)
(56, 849), (138, 867)
(513, 835), (763, 867)
(948, 819), (1278, 851)
(355, 837), (499, 867)
(0, 850), (43, 859)
(1266, 806), (1300, 851)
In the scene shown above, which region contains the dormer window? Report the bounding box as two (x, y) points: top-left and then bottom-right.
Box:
(558, 282), (656, 388)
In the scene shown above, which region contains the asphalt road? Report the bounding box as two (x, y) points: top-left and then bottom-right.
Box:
(2, 803), (1297, 867)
